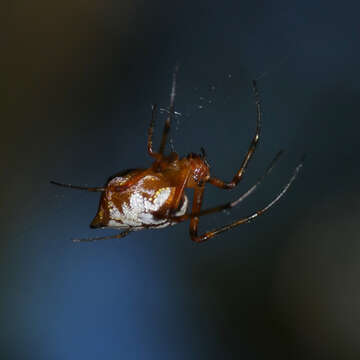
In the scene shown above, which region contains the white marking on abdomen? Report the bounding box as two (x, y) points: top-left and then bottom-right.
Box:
(107, 187), (171, 227)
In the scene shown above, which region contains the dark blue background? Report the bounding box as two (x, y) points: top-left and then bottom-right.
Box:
(3, 1), (360, 359)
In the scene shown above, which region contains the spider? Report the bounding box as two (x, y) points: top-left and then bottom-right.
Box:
(51, 69), (304, 243)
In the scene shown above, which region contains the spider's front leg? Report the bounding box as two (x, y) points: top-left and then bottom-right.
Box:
(209, 80), (261, 190)
(189, 159), (304, 243)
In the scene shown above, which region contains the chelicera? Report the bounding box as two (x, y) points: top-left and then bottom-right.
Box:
(51, 69), (303, 243)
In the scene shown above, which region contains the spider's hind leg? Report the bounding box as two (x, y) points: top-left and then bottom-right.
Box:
(148, 65), (179, 160)
(158, 65), (178, 155)
(73, 229), (133, 242)
(147, 104), (161, 159)
(50, 181), (105, 192)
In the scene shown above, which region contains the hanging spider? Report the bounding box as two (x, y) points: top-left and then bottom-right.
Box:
(51, 68), (304, 243)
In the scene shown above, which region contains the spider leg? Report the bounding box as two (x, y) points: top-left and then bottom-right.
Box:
(171, 150), (283, 222)
(172, 150), (283, 222)
(147, 104), (162, 160)
(189, 185), (205, 240)
(227, 149), (283, 208)
(158, 65), (178, 155)
(50, 180), (105, 192)
(72, 229), (133, 242)
(209, 80), (261, 189)
(189, 157), (304, 243)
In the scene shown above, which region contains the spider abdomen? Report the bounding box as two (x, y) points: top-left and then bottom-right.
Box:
(91, 172), (188, 229)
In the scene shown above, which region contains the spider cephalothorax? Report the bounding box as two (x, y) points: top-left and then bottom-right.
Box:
(51, 69), (303, 242)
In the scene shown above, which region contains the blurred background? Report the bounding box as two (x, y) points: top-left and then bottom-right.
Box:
(3, 1), (360, 359)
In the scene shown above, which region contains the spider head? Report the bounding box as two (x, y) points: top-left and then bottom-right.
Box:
(186, 152), (210, 187)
